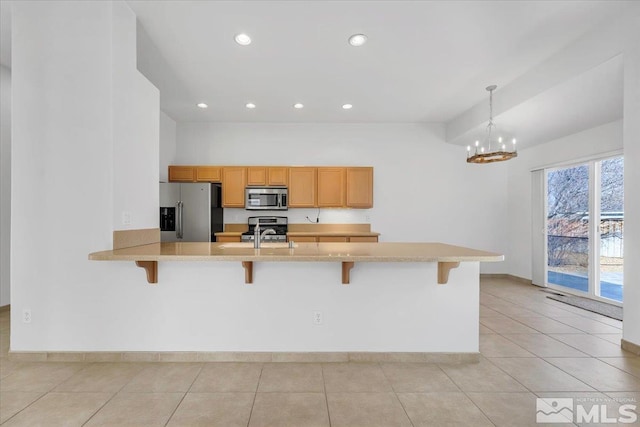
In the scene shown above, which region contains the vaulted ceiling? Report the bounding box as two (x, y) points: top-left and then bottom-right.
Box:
(1, 1), (636, 149)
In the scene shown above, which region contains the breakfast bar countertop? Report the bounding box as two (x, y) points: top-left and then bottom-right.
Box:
(89, 242), (502, 263)
(89, 241), (502, 285)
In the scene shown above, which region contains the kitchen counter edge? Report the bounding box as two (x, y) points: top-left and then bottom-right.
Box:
(89, 242), (503, 263)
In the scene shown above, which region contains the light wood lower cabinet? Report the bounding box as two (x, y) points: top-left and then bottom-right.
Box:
(318, 236), (348, 242)
(349, 236), (379, 242)
(216, 235), (378, 243)
(216, 236), (242, 243)
(289, 236), (317, 243)
(288, 235), (378, 243)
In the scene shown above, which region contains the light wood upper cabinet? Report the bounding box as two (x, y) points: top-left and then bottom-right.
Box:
(317, 167), (345, 207)
(170, 164), (374, 209)
(288, 167), (317, 208)
(346, 167), (373, 208)
(170, 166), (222, 183)
(247, 167), (288, 186)
(247, 167), (267, 186)
(168, 166), (196, 182)
(196, 166), (221, 182)
(222, 167), (247, 207)
(267, 167), (288, 186)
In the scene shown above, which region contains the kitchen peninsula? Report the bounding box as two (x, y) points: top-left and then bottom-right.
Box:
(90, 241), (501, 284)
(88, 240), (502, 358)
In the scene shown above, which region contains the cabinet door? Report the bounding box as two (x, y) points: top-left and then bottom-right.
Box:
(318, 236), (348, 242)
(349, 236), (378, 243)
(289, 236), (317, 242)
(168, 166), (196, 182)
(317, 167), (345, 207)
(247, 167), (267, 186)
(346, 167), (373, 208)
(216, 236), (242, 243)
(267, 167), (289, 186)
(222, 167), (247, 207)
(288, 167), (317, 207)
(196, 166), (222, 182)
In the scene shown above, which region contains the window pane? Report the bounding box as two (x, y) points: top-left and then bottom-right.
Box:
(599, 157), (624, 302)
(547, 164), (589, 293)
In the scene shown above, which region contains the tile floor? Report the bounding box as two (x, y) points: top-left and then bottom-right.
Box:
(0, 276), (639, 426)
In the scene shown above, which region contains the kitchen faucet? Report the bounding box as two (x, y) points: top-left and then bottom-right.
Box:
(253, 222), (276, 248)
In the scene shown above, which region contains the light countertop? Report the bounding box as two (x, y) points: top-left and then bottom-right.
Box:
(89, 242), (503, 263)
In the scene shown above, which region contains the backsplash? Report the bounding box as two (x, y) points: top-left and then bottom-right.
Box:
(223, 208), (371, 225)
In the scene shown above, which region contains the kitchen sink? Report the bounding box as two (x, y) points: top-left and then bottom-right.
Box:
(218, 242), (297, 249)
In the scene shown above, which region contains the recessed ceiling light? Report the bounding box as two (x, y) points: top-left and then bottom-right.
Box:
(235, 33), (252, 46)
(348, 34), (367, 46)
(293, 103), (304, 109)
(196, 102), (208, 109)
(342, 104), (353, 110)
(246, 103), (256, 109)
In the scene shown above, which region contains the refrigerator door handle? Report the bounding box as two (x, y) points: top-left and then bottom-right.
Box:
(176, 201), (184, 239)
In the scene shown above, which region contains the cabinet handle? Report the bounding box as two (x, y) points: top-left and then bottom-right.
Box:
(176, 201), (184, 239)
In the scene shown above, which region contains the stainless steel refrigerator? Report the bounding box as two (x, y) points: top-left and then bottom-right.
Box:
(159, 183), (223, 242)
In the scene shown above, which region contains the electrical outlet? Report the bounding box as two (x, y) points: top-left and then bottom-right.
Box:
(313, 311), (323, 325)
(22, 309), (32, 324)
(122, 211), (132, 225)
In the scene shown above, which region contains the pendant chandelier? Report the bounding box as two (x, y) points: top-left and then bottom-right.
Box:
(466, 85), (517, 164)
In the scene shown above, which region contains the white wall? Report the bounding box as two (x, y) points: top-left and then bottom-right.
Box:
(11, 1), (158, 351)
(0, 65), (10, 307)
(112, 2), (159, 230)
(505, 120), (623, 280)
(159, 111), (177, 182)
(176, 122), (509, 273)
(622, 32), (640, 347)
(7, 0), (501, 354)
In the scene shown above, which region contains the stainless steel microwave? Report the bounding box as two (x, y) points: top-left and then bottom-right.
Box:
(245, 187), (288, 210)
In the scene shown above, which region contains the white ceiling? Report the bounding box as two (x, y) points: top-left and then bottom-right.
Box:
(0, 1), (632, 148)
(486, 55), (624, 148)
(127, 0), (629, 124)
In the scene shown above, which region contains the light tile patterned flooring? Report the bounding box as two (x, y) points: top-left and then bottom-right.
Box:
(0, 276), (639, 426)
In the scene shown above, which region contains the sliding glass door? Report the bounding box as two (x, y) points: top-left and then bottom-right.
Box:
(547, 164), (590, 294)
(546, 156), (623, 303)
(598, 157), (624, 301)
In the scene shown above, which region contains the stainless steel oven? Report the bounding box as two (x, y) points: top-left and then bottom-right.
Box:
(245, 187), (288, 210)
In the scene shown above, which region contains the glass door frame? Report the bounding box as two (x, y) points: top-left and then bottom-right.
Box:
(544, 156), (622, 307)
